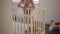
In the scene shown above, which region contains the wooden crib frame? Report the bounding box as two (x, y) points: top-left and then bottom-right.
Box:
(13, 8), (45, 34)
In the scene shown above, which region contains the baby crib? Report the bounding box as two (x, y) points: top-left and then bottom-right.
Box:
(13, 8), (45, 34)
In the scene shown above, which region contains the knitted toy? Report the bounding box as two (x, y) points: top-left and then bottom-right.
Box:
(49, 18), (60, 31)
(49, 19), (55, 31)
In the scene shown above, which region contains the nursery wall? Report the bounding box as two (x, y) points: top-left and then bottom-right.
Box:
(0, 0), (2, 34)
(0, 0), (14, 34)
(40, 0), (60, 23)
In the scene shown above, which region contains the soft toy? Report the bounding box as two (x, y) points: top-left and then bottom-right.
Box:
(49, 19), (60, 31)
(49, 19), (55, 31)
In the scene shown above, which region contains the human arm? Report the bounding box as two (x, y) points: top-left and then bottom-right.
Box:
(30, 0), (35, 8)
(17, 0), (24, 8)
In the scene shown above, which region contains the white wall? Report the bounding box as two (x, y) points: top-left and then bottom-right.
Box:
(40, 0), (60, 22)
(0, 0), (1, 33)
(0, 0), (14, 34)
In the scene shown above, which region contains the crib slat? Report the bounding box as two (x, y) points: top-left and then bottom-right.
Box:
(35, 14), (37, 34)
(27, 9), (30, 34)
(18, 23), (21, 34)
(38, 13), (39, 34)
(13, 22), (16, 34)
(15, 22), (18, 34)
(34, 20), (35, 34)
(31, 17), (33, 34)
(43, 11), (45, 33)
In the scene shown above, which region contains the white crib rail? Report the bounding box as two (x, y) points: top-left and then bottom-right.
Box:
(13, 8), (45, 34)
